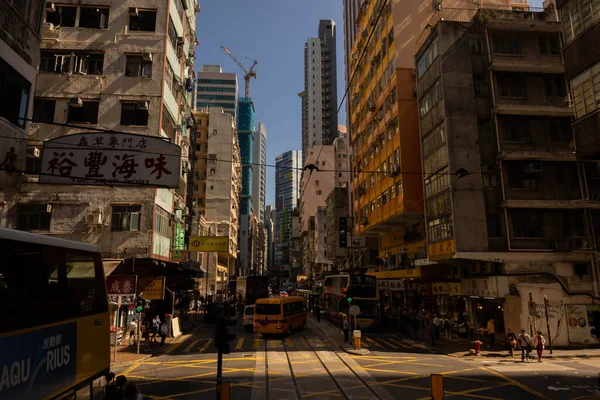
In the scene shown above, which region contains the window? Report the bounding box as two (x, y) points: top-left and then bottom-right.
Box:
(120, 102), (149, 126)
(549, 118), (572, 143)
(424, 168), (450, 198)
(67, 101), (99, 124)
(482, 173), (498, 188)
(507, 165), (539, 189)
(390, 185), (396, 199)
(487, 214), (503, 237)
(469, 36), (485, 54)
(560, 0), (600, 44)
(543, 75), (566, 97)
(473, 74), (488, 96)
(416, 39), (438, 78)
(427, 215), (453, 243)
(39, 51), (70, 74)
(382, 191), (388, 204)
(111, 205), (141, 231)
(502, 117), (530, 142)
(73, 53), (104, 75)
(0, 59), (30, 128)
(315, 180), (319, 186)
(208, 154), (217, 162)
(129, 9), (157, 31)
(197, 86), (236, 93)
(497, 74), (526, 97)
(538, 35), (561, 55)
(17, 204), (51, 231)
(45, 5), (76, 27)
(571, 61), (600, 118)
(78, 7), (109, 29)
(397, 181), (403, 196)
(493, 37), (522, 55)
(198, 79), (237, 85)
(168, 17), (178, 49)
(512, 211), (544, 238)
(125, 54), (152, 77)
(316, 190), (322, 195)
(154, 207), (170, 237)
(419, 79), (442, 116)
(478, 119), (494, 142)
(33, 99), (56, 123)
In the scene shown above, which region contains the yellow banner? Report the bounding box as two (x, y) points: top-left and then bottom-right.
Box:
(428, 239), (455, 260)
(138, 276), (165, 300)
(372, 268), (422, 279)
(189, 236), (229, 252)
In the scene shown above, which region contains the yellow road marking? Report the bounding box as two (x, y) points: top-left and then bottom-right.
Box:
(476, 366), (552, 400)
(364, 336), (383, 347)
(235, 338), (244, 350)
(183, 339), (199, 353)
(253, 339), (260, 349)
(361, 367), (417, 374)
(377, 337), (400, 349)
(164, 341), (184, 354)
(269, 340), (278, 348)
(389, 338), (411, 349)
(120, 362), (141, 376)
(200, 339), (213, 352)
(303, 389), (343, 398)
(284, 338), (294, 348)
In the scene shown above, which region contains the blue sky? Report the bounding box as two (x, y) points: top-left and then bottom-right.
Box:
(194, 0), (346, 207)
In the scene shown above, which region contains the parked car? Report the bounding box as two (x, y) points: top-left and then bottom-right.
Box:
(243, 305), (255, 332)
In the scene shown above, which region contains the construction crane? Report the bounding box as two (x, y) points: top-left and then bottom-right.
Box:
(220, 45), (258, 98)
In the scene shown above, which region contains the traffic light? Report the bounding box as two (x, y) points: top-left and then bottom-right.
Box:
(214, 316), (237, 354)
(135, 298), (144, 313)
(339, 217), (348, 248)
(346, 296), (353, 304)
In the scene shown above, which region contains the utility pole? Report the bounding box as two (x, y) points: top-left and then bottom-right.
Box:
(544, 295), (553, 354)
(214, 304), (236, 399)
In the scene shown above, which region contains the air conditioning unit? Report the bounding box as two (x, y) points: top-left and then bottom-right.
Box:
(46, 2), (56, 12)
(194, 4), (201, 12)
(26, 147), (41, 158)
(129, 7), (139, 16)
(142, 52), (152, 61)
(69, 97), (83, 108)
(43, 22), (55, 32)
(525, 163), (543, 173)
(85, 210), (103, 225)
(482, 164), (497, 173)
(138, 101), (149, 110)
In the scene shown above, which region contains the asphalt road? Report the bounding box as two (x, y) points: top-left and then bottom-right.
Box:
(111, 318), (600, 400)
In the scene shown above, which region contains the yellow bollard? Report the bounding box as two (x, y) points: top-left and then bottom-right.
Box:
(353, 330), (362, 349)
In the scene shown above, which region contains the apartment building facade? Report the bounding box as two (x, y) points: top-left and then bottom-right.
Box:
(415, 8), (595, 346)
(252, 122), (267, 224)
(300, 20), (338, 161)
(194, 64), (238, 120)
(0, 0), (45, 205)
(8, 1), (199, 292)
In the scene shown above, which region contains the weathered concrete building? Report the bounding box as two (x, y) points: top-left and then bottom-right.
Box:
(0, 0), (45, 219)
(415, 7), (597, 346)
(8, 0), (199, 298)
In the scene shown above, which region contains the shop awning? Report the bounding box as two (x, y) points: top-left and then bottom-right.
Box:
(217, 265), (228, 272)
(453, 251), (591, 263)
(102, 259), (123, 277)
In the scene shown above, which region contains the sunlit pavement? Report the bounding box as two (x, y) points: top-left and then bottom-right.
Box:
(110, 319), (600, 399)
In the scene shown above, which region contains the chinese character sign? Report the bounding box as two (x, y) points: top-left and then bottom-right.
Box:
(138, 276), (165, 300)
(40, 133), (181, 187)
(189, 236), (229, 252)
(106, 275), (137, 296)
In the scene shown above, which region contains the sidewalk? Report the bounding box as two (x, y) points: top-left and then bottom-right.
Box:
(308, 315), (369, 355)
(394, 333), (600, 359)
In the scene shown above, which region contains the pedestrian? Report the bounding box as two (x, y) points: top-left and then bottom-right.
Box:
(433, 314), (441, 340)
(122, 382), (143, 400)
(518, 329), (532, 362)
(128, 319), (138, 346)
(487, 318), (495, 349)
(160, 322), (168, 345)
(342, 315), (350, 342)
(533, 330), (546, 362)
(444, 317), (452, 343)
(152, 315), (161, 343)
(506, 328), (517, 357)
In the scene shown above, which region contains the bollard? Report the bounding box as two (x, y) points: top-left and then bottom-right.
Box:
(473, 340), (483, 356)
(353, 330), (361, 350)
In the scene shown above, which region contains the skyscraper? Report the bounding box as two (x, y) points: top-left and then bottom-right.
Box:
(194, 64), (238, 120)
(342, 0), (363, 135)
(252, 122), (267, 224)
(274, 150), (302, 270)
(300, 20), (338, 162)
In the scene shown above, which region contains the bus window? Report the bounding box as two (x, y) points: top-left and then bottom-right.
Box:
(65, 251), (107, 316)
(256, 303), (281, 315)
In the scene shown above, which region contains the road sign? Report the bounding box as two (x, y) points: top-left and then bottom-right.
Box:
(349, 305), (360, 317)
(430, 374), (444, 400)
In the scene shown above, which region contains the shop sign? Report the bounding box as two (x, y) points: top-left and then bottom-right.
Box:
(428, 239), (455, 260)
(173, 223), (185, 250)
(171, 249), (187, 261)
(189, 236), (229, 252)
(432, 282), (462, 296)
(378, 279), (405, 291)
(108, 295), (135, 305)
(0, 322), (77, 399)
(137, 276), (165, 300)
(565, 304), (600, 344)
(373, 268), (422, 279)
(461, 277), (509, 298)
(40, 133), (181, 187)
(404, 281), (431, 295)
(106, 275), (137, 296)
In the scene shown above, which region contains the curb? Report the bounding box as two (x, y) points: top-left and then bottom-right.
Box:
(339, 345), (370, 356)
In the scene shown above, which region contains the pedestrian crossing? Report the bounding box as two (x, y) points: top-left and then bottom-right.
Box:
(168, 332), (428, 355)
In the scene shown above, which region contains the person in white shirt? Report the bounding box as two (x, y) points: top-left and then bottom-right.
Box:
(518, 329), (532, 361)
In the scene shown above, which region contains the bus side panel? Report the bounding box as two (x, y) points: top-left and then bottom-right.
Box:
(75, 313), (110, 388)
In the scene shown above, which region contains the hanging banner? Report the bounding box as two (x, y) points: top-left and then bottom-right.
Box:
(39, 132), (181, 187)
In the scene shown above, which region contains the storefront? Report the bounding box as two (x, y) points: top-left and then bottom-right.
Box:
(431, 282), (465, 318)
(462, 277), (509, 340)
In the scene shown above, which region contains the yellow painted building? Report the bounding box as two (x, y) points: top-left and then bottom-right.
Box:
(349, 0), (429, 264)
